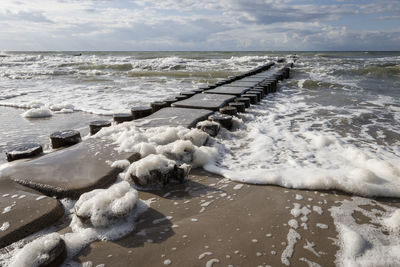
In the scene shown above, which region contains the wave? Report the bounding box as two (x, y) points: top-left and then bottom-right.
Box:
(353, 65), (400, 77)
(126, 70), (236, 78)
(78, 63), (133, 71)
(298, 79), (345, 90)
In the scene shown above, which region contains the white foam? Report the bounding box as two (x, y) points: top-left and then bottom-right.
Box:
(207, 90), (400, 198)
(124, 154), (176, 182)
(22, 107), (52, 118)
(281, 229), (301, 266)
(9, 233), (62, 267)
(330, 197), (400, 266)
(73, 181), (139, 228)
(0, 222), (10, 231)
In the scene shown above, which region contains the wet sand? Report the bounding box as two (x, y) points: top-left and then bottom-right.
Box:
(74, 169), (399, 267)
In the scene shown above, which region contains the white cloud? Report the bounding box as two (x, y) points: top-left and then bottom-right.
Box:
(0, 0), (398, 50)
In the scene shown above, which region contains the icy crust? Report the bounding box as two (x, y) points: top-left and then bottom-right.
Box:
(9, 233), (62, 267)
(74, 181), (139, 228)
(330, 197), (400, 266)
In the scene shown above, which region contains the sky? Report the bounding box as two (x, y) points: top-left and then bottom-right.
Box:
(0, 0), (399, 51)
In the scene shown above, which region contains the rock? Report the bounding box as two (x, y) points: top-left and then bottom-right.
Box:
(0, 179), (64, 248)
(113, 113), (134, 124)
(89, 120), (112, 135)
(9, 233), (66, 267)
(126, 156), (190, 187)
(131, 106), (153, 120)
(241, 94), (258, 104)
(234, 97), (251, 108)
(150, 101), (169, 113)
(136, 107), (213, 128)
(209, 114), (233, 130)
(180, 91), (197, 97)
(247, 90), (262, 102)
(229, 102), (246, 113)
(163, 98), (178, 107)
(0, 139), (140, 199)
(219, 106), (237, 116)
(5, 143), (43, 162)
(50, 130), (81, 149)
(172, 94), (235, 111)
(196, 121), (220, 137)
(204, 86), (250, 97)
(175, 95), (189, 101)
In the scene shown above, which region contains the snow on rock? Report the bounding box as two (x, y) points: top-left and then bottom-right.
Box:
(74, 181), (139, 228)
(22, 107), (52, 118)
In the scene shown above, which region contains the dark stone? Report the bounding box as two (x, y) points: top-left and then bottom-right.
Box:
(180, 91), (197, 97)
(113, 113), (133, 124)
(247, 90), (262, 101)
(196, 121), (220, 137)
(89, 120), (111, 135)
(193, 88), (205, 93)
(235, 97), (251, 108)
(209, 114), (233, 130)
(5, 143), (43, 162)
(0, 179), (64, 248)
(41, 236), (67, 266)
(229, 102), (246, 113)
(163, 98), (178, 107)
(249, 88), (265, 98)
(137, 107), (213, 128)
(175, 95), (189, 101)
(241, 94), (258, 104)
(219, 106), (237, 116)
(151, 101), (169, 113)
(130, 165), (188, 187)
(50, 130), (81, 149)
(254, 86), (268, 95)
(131, 106), (153, 120)
(277, 58), (285, 63)
(172, 93), (236, 111)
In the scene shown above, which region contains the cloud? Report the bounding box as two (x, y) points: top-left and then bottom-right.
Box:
(0, 0), (399, 50)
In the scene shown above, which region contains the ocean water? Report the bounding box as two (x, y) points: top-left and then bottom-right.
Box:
(1, 51), (400, 266)
(0, 51), (399, 175)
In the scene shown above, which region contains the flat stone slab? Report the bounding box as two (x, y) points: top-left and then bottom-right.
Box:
(137, 107), (213, 128)
(0, 179), (64, 248)
(226, 81), (260, 87)
(236, 77), (266, 83)
(172, 94), (235, 111)
(204, 86), (250, 97)
(0, 139), (139, 199)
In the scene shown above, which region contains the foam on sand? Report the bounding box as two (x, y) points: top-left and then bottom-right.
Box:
(330, 197), (400, 266)
(22, 107), (52, 118)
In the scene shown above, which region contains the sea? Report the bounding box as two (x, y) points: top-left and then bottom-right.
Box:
(0, 51), (399, 183)
(1, 51), (400, 265)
